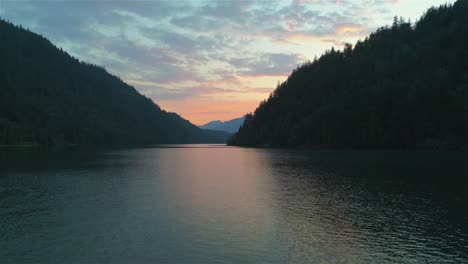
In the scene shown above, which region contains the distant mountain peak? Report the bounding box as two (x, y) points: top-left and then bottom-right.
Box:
(201, 120), (223, 126)
(199, 115), (246, 134)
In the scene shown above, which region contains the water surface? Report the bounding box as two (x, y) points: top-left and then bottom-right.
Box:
(1, 145), (467, 263)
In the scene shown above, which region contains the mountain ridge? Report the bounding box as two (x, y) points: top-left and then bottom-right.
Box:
(199, 115), (246, 134)
(229, 0), (468, 148)
(0, 19), (223, 146)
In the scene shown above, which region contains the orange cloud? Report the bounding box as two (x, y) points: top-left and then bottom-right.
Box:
(287, 19), (297, 31)
(336, 25), (364, 35)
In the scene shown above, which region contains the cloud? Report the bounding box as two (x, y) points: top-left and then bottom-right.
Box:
(1, 0), (441, 124)
(229, 53), (305, 76)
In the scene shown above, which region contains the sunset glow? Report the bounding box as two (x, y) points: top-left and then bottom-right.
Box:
(0, 0), (455, 124)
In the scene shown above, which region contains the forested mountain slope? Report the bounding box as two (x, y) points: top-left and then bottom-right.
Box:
(229, 0), (468, 148)
(0, 19), (220, 145)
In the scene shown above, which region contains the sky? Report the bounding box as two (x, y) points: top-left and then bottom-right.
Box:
(0, 0), (454, 125)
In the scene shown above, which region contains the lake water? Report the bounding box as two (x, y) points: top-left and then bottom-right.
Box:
(1, 145), (468, 263)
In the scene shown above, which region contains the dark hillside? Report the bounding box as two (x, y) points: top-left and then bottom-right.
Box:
(0, 19), (219, 145)
(229, 1), (468, 148)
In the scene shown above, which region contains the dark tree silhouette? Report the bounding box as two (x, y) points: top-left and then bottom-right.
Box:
(229, 0), (468, 148)
(0, 19), (224, 146)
